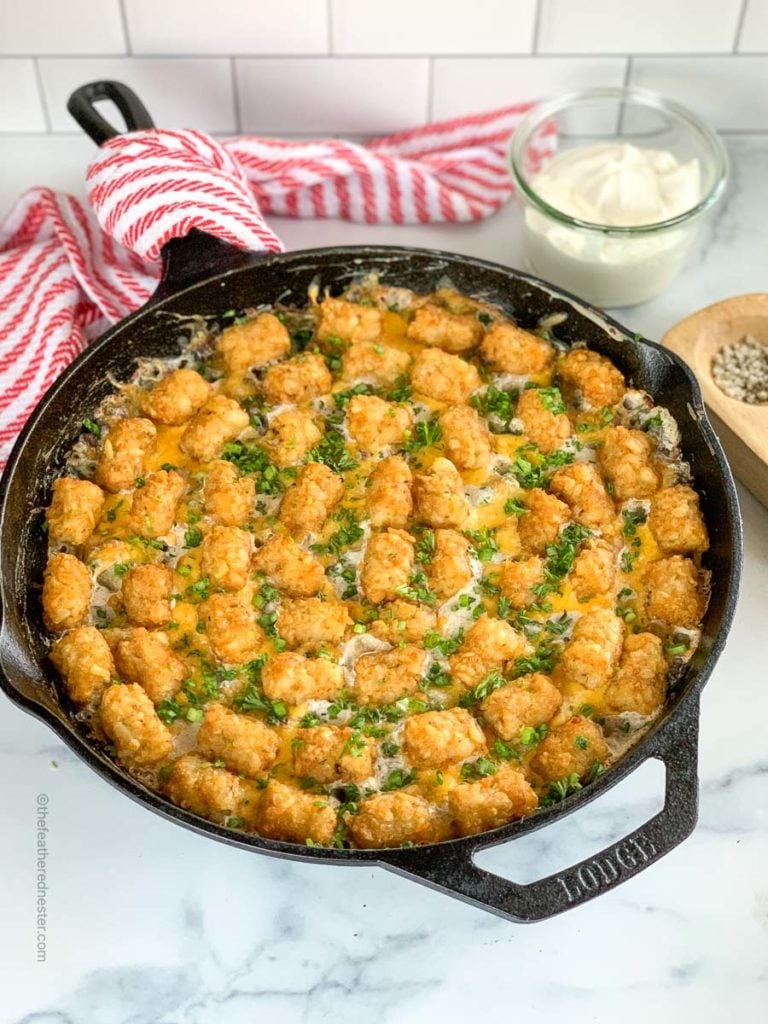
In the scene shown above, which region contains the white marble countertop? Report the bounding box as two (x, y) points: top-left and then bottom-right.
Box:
(1, 134), (767, 1023)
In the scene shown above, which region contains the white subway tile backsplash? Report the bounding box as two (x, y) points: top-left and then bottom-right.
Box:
(432, 57), (627, 120)
(0, 135), (96, 213)
(236, 57), (429, 133)
(331, 0), (536, 54)
(0, 0), (125, 56)
(538, 0), (743, 55)
(739, 0), (768, 52)
(630, 56), (768, 131)
(0, 61), (47, 132)
(124, 0), (329, 55)
(39, 58), (236, 132)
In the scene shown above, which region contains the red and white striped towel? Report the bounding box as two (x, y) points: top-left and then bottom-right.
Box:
(0, 102), (554, 465)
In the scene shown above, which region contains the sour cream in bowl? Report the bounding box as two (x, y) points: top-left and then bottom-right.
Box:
(509, 88), (728, 308)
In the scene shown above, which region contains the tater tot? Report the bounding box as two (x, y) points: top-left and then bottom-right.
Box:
(641, 556), (706, 629)
(367, 455), (413, 528)
(450, 766), (539, 837)
(599, 426), (660, 501)
(261, 409), (323, 468)
(480, 673), (561, 742)
(449, 615), (529, 689)
(360, 527), (414, 605)
(180, 395), (249, 463)
(352, 645), (426, 705)
(605, 632), (667, 716)
(342, 339), (410, 386)
(347, 394), (413, 451)
(516, 388), (572, 454)
(113, 628), (185, 704)
(121, 564), (173, 629)
(256, 779), (337, 845)
(278, 462), (344, 540)
(413, 458), (469, 529)
(42, 553), (92, 631)
(197, 703), (280, 778)
(648, 485), (709, 555)
(570, 538), (616, 601)
(277, 597), (351, 648)
(517, 489), (570, 555)
(254, 534), (327, 598)
(261, 651), (344, 704)
(317, 296), (383, 344)
(549, 462), (616, 534)
(142, 368), (211, 425)
(201, 525), (253, 592)
(439, 405), (492, 471)
(533, 716), (609, 783)
(368, 599), (436, 644)
(403, 707), (486, 769)
(292, 724), (375, 784)
(427, 528), (473, 600)
(348, 791), (452, 848)
(406, 303), (484, 353)
(410, 348), (480, 405)
(216, 313), (291, 374)
(50, 626), (115, 705)
(555, 608), (624, 690)
(204, 460), (255, 527)
(498, 556), (544, 609)
(99, 682), (173, 766)
(262, 352), (332, 405)
(559, 348), (626, 409)
(479, 321), (554, 375)
(200, 593), (265, 664)
(95, 417), (157, 493)
(127, 469), (186, 538)
(165, 754), (261, 826)
(46, 477), (104, 546)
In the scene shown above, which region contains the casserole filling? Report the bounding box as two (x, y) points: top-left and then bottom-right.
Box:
(42, 283), (710, 848)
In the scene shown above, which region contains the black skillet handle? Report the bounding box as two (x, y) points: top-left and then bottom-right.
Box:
(67, 80), (262, 302)
(382, 704), (699, 923)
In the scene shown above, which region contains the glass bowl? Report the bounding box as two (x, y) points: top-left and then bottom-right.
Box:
(509, 87), (729, 308)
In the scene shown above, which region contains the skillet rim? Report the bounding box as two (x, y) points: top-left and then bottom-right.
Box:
(0, 243), (743, 865)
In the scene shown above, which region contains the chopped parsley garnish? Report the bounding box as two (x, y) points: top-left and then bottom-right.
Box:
(531, 522), (592, 600)
(307, 429), (358, 474)
(333, 382), (376, 410)
(184, 526), (203, 548)
(460, 756), (498, 781)
(222, 441), (293, 495)
(82, 418), (101, 437)
(503, 497), (527, 517)
(459, 668), (507, 707)
(422, 662), (452, 689)
(464, 527), (499, 562)
(387, 374), (412, 403)
(539, 772), (583, 807)
(536, 387), (566, 415)
(403, 413), (442, 453)
(470, 384), (516, 432)
(185, 577), (211, 601)
(512, 641), (557, 677)
(327, 558), (358, 599)
(234, 656), (287, 723)
(396, 568), (436, 605)
(622, 505), (648, 538)
(509, 448), (575, 489)
(381, 768), (417, 792)
(423, 629), (464, 656)
(414, 529), (436, 564)
(312, 507), (364, 557)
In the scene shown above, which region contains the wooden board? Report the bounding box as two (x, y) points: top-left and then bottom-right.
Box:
(662, 293), (768, 509)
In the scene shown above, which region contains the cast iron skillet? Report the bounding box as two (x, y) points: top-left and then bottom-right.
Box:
(0, 82), (743, 923)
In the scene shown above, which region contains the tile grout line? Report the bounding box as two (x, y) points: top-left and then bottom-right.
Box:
(426, 56), (435, 121)
(32, 58), (52, 132)
(117, 0), (132, 55)
(733, 0), (749, 52)
(326, 0), (334, 54)
(230, 58), (242, 133)
(7, 50), (768, 60)
(532, 0), (544, 54)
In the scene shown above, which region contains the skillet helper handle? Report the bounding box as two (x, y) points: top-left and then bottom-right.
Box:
(67, 79), (263, 300)
(67, 80), (155, 144)
(384, 704), (699, 923)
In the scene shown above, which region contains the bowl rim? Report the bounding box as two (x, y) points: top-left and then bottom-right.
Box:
(508, 85), (729, 236)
